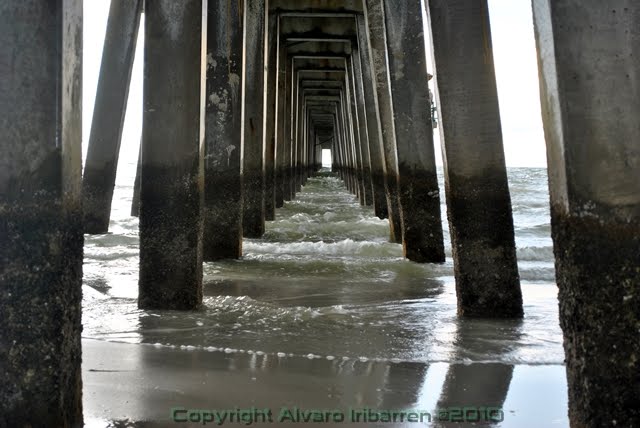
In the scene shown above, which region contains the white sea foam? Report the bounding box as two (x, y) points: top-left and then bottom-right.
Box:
(517, 245), (555, 262)
(243, 238), (402, 257)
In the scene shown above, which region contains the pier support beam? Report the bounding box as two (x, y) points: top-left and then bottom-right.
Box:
(383, 1), (444, 263)
(335, 107), (348, 182)
(356, 15), (388, 219)
(365, 0), (403, 243)
(346, 57), (369, 205)
(0, 1), (83, 424)
(274, 18), (287, 208)
(203, 0), (244, 260)
(533, 1), (640, 425)
(427, 0), (522, 316)
(283, 56), (295, 201)
(242, 0), (267, 237)
(131, 142), (142, 217)
(82, 0), (143, 233)
(330, 109), (345, 179)
(292, 69), (302, 195)
(350, 46), (374, 207)
(264, 12), (278, 221)
(139, 0), (206, 310)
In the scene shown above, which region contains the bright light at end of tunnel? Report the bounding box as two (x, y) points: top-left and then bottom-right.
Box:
(322, 149), (332, 169)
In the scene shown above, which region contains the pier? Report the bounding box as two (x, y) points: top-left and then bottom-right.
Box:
(1, 1), (638, 426)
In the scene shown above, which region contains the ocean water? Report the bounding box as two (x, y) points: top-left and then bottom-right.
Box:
(82, 165), (562, 366)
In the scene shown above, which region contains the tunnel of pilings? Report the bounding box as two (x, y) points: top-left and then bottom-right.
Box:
(1, 1), (639, 426)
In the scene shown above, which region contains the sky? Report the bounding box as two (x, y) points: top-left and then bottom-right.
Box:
(82, 0), (548, 185)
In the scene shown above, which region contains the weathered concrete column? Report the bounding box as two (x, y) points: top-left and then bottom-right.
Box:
(329, 105), (344, 179)
(293, 70), (302, 194)
(383, 1), (445, 263)
(283, 55), (295, 200)
(335, 105), (347, 181)
(532, 1), (640, 425)
(306, 108), (313, 182)
(295, 88), (305, 190)
(300, 104), (307, 185)
(332, 110), (346, 179)
(317, 137), (324, 171)
(337, 96), (355, 193)
(364, 0), (403, 243)
(306, 115), (315, 179)
(346, 57), (368, 205)
(139, 0), (206, 310)
(131, 141), (142, 217)
(331, 114), (341, 175)
(339, 90), (357, 196)
(83, 0), (143, 233)
(263, 11), (278, 221)
(314, 133), (322, 171)
(345, 87), (363, 200)
(338, 105), (350, 185)
(328, 119), (338, 171)
(426, 0), (522, 317)
(337, 103), (350, 186)
(350, 47), (374, 207)
(0, 1), (83, 424)
(356, 15), (388, 219)
(299, 79), (308, 187)
(302, 106), (311, 183)
(316, 133), (325, 171)
(274, 18), (287, 207)
(203, 0), (244, 260)
(241, 0), (266, 237)
(334, 94), (353, 193)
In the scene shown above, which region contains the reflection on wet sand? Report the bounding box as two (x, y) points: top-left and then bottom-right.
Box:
(84, 339), (567, 427)
(434, 318), (518, 427)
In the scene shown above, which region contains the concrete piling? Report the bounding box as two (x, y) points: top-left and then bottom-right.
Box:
(336, 97), (355, 193)
(203, 0), (244, 260)
(264, 11), (278, 221)
(346, 57), (369, 205)
(241, 0), (267, 238)
(364, 0), (404, 244)
(283, 56), (295, 201)
(383, 0), (445, 263)
(274, 17), (287, 208)
(344, 88), (362, 200)
(336, 110), (347, 181)
(426, 0), (522, 317)
(82, 0), (143, 234)
(349, 45), (374, 207)
(292, 69), (302, 195)
(0, 1), (84, 424)
(138, 0), (206, 310)
(533, 1), (640, 425)
(131, 141), (142, 217)
(356, 15), (388, 220)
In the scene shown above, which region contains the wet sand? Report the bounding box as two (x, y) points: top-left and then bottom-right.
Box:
(83, 339), (568, 427)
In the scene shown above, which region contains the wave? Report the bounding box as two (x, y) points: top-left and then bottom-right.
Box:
(517, 245), (554, 262)
(518, 266), (556, 282)
(84, 245), (139, 261)
(243, 238), (402, 258)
